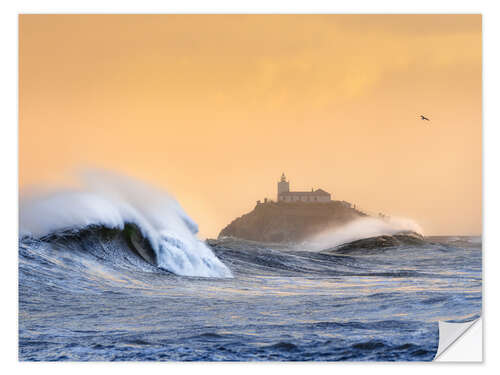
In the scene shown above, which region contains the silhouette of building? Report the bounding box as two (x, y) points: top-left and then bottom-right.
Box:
(277, 173), (331, 203)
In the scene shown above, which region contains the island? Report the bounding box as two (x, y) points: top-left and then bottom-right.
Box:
(218, 173), (367, 243)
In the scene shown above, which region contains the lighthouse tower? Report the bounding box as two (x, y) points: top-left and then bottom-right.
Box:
(277, 173), (290, 201)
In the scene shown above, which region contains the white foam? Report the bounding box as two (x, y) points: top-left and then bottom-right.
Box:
(19, 170), (232, 278)
(302, 216), (423, 251)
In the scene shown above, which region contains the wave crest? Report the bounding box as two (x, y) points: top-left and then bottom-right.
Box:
(19, 170), (232, 278)
(301, 217), (423, 251)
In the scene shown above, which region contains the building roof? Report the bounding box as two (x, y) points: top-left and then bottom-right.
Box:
(279, 189), (330, 196)
(313, 189), (330, 195)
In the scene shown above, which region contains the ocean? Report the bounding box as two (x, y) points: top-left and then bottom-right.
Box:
(19, 229), (481, 361)
(18, 172), (482, 361)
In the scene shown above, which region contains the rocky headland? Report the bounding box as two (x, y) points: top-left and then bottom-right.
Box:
(218, 200), (367, 243)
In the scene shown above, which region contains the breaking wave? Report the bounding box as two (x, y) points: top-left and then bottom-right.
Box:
(19, 170), (232, 278)
(301, 217), (423, 251)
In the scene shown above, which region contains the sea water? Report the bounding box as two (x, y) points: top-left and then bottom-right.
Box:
(18, 172), (482, 361)
(19, 233), (481, 361)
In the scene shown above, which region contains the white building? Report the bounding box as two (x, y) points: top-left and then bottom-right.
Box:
(277, 173), (331, 203)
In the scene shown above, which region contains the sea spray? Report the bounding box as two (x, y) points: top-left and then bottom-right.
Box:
(19, 170), (233, 278)
(302, 216), (423, 251)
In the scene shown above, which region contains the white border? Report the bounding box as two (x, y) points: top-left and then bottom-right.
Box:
(436, 318), (483, 361)
(3, 0), (497, 373)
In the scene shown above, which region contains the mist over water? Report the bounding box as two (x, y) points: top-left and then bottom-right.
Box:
(19, 170), (232, 278)
(302, 217), (424, 251)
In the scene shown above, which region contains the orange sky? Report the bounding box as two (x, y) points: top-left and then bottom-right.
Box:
(19, 14), (482, 238)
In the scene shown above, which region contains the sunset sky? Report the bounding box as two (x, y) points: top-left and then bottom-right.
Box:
(19, 14), (482, 238)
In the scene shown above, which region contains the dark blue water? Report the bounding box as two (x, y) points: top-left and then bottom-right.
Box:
(18, 231), (481, 361)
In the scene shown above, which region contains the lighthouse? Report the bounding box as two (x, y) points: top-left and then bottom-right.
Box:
(277, 173), (290, 201)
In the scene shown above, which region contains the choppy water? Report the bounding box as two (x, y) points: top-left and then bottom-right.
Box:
(19, 230), (481, 361)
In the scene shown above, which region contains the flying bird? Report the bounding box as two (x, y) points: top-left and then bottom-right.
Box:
(420, 115), (430, 121)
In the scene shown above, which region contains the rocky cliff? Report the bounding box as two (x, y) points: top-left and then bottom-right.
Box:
(218, 201), (366, 243)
